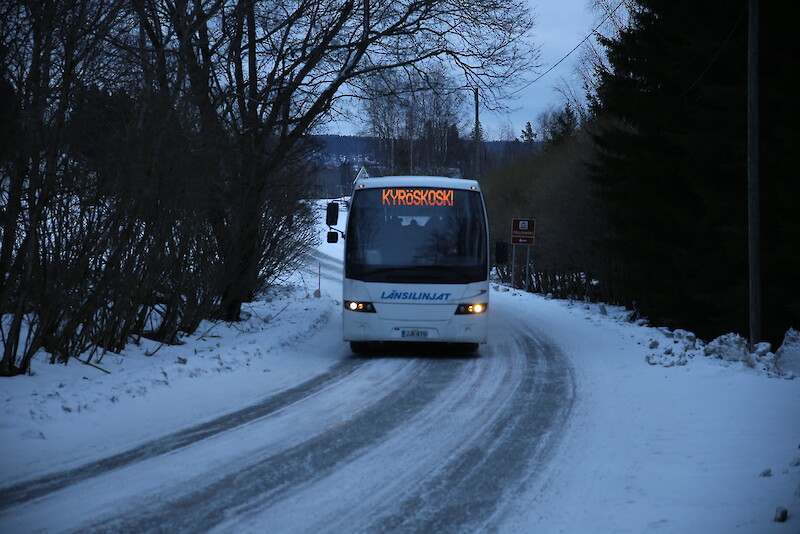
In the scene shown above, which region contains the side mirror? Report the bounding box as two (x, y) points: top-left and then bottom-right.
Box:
(495, 240), (509, 264)
(326, 202), (339, 226)
(327, 231), (339, 244)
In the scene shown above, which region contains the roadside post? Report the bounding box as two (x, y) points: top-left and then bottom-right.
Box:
(510, 218), (536, 290)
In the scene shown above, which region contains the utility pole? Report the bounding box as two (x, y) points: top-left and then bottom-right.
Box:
(474, 87), (480, 180)
(747, 0), (761, 347)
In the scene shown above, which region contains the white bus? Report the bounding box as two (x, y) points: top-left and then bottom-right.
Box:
(327, 175), (492, 353)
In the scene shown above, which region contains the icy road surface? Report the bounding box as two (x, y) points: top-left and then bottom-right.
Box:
(0, 294), (574, 532)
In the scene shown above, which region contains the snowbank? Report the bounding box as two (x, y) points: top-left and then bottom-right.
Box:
(0, 283), (340, 484)
(776, 329), (800, 376)
(490, 287), (800, 533)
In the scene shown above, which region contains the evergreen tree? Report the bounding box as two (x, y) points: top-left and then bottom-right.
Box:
(549, 103), (579, 146)
(520, 121), (537, 144)
(591, 0), (757, 340)
(758, 2), (800, 344)
(592, 0), (800, 345)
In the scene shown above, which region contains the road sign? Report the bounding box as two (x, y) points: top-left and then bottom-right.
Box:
(511, 218), (535, 245)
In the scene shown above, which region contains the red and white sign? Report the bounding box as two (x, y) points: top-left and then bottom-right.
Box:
(511, 218), (535, 245)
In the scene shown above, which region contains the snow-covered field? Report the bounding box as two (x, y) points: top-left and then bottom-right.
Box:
(1, 203), (799, 533)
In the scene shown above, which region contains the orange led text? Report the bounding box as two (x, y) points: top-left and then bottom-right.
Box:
(381, 188), (454, 207)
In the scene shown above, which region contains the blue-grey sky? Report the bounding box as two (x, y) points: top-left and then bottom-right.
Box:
(325, 1), (597, 140)
(484, 0), (596, 139)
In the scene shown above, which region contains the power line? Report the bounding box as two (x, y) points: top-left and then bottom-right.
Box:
(677, 6), (746, 98)
(509, 0), (627, 97)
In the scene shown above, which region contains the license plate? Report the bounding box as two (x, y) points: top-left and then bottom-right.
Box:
(400, 329), (429, 339)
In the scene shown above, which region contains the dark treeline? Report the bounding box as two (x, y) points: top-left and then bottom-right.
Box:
(0, 0), (536, 375)
(483, 124), (605, 301)
(484, 0), (799, 346)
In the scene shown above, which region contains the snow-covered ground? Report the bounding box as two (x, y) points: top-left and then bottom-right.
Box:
(1, 202), (799, 533)
(490, 289), (800, 533)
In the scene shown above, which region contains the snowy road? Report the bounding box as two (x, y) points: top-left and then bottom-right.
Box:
(3, 210), (798, 533)
(0, 303), (574, 533)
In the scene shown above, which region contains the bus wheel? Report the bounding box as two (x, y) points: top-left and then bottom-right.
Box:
(350, 341), (369, 353)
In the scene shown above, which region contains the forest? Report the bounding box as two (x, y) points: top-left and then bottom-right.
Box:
(483, 0), (798, 347)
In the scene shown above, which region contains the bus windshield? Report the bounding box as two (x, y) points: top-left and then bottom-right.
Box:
(345, 187), (488, 284)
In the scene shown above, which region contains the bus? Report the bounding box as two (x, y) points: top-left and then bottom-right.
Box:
(327, 175), (491, 353)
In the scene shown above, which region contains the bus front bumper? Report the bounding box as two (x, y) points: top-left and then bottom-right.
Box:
(343, 311), (488, 344)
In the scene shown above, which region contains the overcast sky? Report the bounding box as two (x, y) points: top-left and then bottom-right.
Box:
(484, 0), (596, 139)
(325, 1), (597, 141)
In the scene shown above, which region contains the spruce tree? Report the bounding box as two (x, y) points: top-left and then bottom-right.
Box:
(758, 2), (800, 344)
(592, 0), (799, 344)
(591, 0), (750, 339)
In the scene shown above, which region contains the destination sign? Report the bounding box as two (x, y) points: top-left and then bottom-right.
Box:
(381, 188), (454, 207)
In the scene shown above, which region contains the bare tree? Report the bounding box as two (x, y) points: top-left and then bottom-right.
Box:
(483, 129), (607, 300)
(144, 0), (539, 320)
(0, 0), (130, 374)
(571, 0), (637, 107)
(0, 0), (538, 373)
(539, 0), (638, 118)
(358, 67), (467, 175)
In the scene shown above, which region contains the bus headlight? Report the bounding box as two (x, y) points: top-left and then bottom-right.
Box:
(455, 303), (487, 315)
(345, 301), (376, 313)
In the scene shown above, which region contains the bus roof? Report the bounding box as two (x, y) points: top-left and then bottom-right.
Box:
(353, 175), (481, 192)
